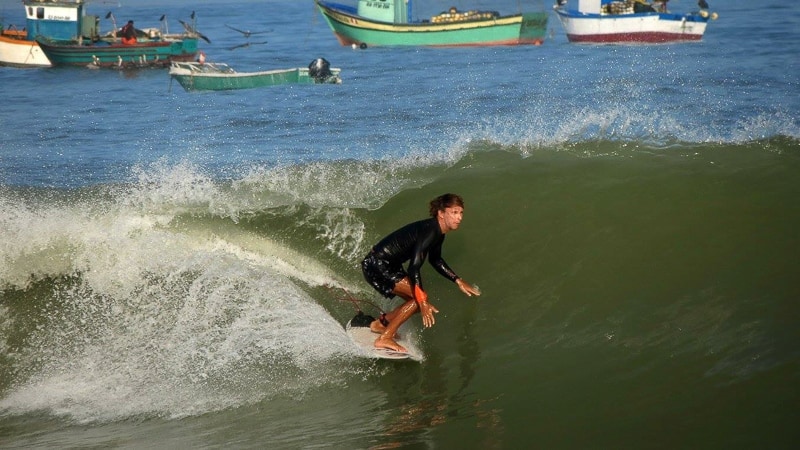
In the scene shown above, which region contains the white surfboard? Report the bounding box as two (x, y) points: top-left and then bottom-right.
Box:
(345, 316), (423, 361)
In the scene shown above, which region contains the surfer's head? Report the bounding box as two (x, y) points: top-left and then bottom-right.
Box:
(429, 193), (464, 218)
(431, 194), (465, 233)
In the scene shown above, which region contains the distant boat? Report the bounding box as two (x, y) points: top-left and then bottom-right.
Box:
(2, 0), (201, 68)
(0, 0), (91, 68)
(315, 0), (547, 47)
(0, 27), (51, 68)
(169, 59), (342, 92)
(553, 0), (718, 44)
(37, 35), (198, 68)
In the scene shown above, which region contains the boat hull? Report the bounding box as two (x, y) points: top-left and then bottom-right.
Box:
(315, 1), (547, 47)
(36, 37), (198, 67)
(0, 30), (51, 67)
(169, 63), (342, 91)
(554, 8), (708, 43)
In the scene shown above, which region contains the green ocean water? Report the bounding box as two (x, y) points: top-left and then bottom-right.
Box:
(2, 141), (798, 447)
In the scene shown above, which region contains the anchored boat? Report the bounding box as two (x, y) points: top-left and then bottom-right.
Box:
(2, 0), (201, 68)
(0, 0), (92, 67)
(0, 27), (51, 68)
(37, 35), (198, 68)
(553, 0), (718, 44)
(169, 58), (342, 92)
(315, 0), (548, 47)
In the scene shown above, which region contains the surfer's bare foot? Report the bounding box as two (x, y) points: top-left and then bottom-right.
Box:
(375, 336), (406, 353)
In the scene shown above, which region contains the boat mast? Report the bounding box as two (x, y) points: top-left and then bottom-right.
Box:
(396, 0), (409, 24)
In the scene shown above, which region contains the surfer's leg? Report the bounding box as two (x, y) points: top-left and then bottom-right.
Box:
(370, 277), (414, 334)
(369, 312), (390, 334)
(375, 297), (418, 352)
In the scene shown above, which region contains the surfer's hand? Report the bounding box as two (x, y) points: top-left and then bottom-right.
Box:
(456, 278), (481, 297)
(419, 301), (439, 328)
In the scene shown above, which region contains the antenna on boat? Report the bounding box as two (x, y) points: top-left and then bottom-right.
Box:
(105, 11), (117, 41)
(159, 14), (169, 36)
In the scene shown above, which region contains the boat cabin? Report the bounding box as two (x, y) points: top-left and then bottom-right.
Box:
(24, 0), (97, 41)
(357, 0), (409, 24)
(571, 0), (667, 15)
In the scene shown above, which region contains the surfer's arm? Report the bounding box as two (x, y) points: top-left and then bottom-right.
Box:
(407, 248), (426, 294)
(428, 238), (459, 282)
(428, 238), (479, 296)
(407, 225), (439, 293)
(413, 284), (439, 328)
(411, 233), (441, 327)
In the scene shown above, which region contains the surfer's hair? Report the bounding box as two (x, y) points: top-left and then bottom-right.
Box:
(429, 193), (464, 217)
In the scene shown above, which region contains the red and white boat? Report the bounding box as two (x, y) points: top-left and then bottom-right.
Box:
(0, 0), (91, 67)
(0, 27), (51, 67)
(553, 0), (718, 44)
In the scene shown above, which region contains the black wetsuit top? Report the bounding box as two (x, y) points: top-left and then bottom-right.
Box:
(371, 217), (459, 291)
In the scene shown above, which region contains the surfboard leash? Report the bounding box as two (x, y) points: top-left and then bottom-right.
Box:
(325, 284), (385, 315)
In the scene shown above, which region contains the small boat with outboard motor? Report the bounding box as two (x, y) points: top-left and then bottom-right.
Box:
(169, 57), (342, 92)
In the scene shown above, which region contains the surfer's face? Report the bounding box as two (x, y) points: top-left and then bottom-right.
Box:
(438, 205), (463, 233)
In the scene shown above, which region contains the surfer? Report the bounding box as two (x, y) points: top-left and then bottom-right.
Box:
(361, 193), (481, 352)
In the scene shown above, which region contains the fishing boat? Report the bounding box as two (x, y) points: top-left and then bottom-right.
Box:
(553, 0), (718, 44)
(0, 0), (91, 67)
(2, 0), (201, 68)
(0, 27), (51, 67)
(37, 35), (198, 68)
(36, 11), (201, 68)
(314, 0), (548, 47)
(169, 58), (342, 92)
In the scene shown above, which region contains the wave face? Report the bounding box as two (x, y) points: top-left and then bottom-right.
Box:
(2, 139), (798, 444)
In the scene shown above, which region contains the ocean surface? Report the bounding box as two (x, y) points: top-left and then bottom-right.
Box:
(1, 0), (798, 448)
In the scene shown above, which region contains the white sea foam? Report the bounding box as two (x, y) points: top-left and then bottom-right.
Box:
(0, 164), (373, 422)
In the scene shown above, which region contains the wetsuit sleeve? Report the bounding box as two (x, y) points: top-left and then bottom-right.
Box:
(406, 230), (437, 292)
(428, 237), (459, 282)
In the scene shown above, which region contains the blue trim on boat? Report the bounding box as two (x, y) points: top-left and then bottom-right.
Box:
(319, 1), (358, 15)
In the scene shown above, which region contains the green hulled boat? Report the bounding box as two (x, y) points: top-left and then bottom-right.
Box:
(315, 0), (547, 47)
(37, 35), (198, 68)
(169, 59), (342, 92)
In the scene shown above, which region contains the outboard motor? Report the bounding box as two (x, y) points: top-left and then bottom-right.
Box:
(308, 57), (332, 83)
